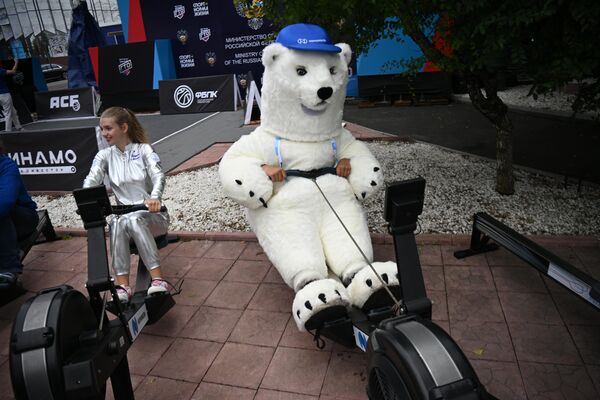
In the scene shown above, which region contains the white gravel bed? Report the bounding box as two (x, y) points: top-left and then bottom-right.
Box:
(32, 141), (600, 236)
(455, 84), (590, 115)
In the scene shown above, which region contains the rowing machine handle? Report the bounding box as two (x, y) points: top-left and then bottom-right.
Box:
(285, 167), (338, 179)
(111, 204), (168, 215)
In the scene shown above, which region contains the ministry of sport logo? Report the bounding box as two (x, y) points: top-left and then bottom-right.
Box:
(233, 0), (264, 30)
(177, 29), (189, 44)
(118, 58), (133, 76)
(174, 85), (194, 108)
(199, 27), (211, 42)
(173, 5), (185, 19)
(205, 52), (216, 66)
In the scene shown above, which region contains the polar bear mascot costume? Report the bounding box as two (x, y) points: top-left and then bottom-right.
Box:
(219, 24), (399, 331)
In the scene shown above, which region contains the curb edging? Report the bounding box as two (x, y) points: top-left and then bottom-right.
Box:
(54, 228), (599, 247)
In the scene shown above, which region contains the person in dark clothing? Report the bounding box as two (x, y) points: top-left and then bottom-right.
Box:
(0, 59), (23, 132)
(0, 139), (38, 289)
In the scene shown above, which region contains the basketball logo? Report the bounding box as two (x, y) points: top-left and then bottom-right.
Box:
(174, 85), (194, 108)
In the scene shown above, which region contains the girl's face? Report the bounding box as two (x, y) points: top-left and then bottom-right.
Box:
(100, 117), (130, 149)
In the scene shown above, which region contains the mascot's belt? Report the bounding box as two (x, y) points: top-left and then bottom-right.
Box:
(285, 167), (337, 179)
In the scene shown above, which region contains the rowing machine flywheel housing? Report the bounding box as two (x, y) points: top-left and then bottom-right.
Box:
(367, 314), (492, 400)
(10, 285), (99, 400)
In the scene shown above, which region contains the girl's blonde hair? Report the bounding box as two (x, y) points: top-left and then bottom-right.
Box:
(100, 107), (149, 144)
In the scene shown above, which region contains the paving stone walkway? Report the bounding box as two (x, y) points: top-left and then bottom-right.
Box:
(1, 234), (599, 399)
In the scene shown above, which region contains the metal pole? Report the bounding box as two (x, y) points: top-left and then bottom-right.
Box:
(32, 0), (50, 62)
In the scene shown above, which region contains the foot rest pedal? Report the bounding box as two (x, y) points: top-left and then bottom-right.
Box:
(145, 292), (175, 325)
(305, 305), (349, 331)
(362, 286), (403, 314)
(305, 305), (354, 348)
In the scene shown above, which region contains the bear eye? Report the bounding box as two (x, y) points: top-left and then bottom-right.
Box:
(296, 67), (307, 76)
(329, 67), (336, 75)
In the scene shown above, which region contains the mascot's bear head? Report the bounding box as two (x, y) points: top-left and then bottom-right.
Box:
(260, 24), (352, 142)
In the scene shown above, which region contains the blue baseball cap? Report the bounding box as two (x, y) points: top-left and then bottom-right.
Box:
(276, 23), (341, 53)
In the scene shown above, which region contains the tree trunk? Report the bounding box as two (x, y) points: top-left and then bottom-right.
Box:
(467, 73), (515, 195)
(495, 126), (515, 195)
(401, 20), (516, 194)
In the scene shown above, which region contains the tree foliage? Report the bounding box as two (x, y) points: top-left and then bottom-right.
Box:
(263, 0), (600, 193)
(265, 0), (599, 115)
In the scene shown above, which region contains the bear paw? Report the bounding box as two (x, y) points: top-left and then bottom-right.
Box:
(346, 261), (400, 309)
(230, 172), (273, 209)
(292, 279), (350, 331)
(348, 161), (383, 201)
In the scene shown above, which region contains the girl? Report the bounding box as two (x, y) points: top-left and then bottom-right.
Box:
(83, 107), (169, 303)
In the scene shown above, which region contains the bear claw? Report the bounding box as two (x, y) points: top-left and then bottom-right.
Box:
(347, 262), (400, 309)
(293, 279), (350, 331)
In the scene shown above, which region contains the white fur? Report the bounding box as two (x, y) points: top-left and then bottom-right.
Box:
(260, 43), (350, 142)
(346, 261), (400, 308)
(292, 279), (350, 331)
(219, 42), (396, 330)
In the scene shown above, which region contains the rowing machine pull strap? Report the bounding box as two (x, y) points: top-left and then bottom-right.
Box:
(307, 328), (326, 350)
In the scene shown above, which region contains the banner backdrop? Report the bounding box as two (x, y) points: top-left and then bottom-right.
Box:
(159, 74), (237, 114)
(35, 87), (96, 119)
(1, 127), (98, 191)
(98, 41), (155, 94)
(139, 1), (275, 85)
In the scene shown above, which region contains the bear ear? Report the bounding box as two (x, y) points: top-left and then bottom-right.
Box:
(262, 43), (286, 68)
(336, 43), (352, 65)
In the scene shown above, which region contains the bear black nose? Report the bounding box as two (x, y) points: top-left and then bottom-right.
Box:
(317, 87), (333, 100)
